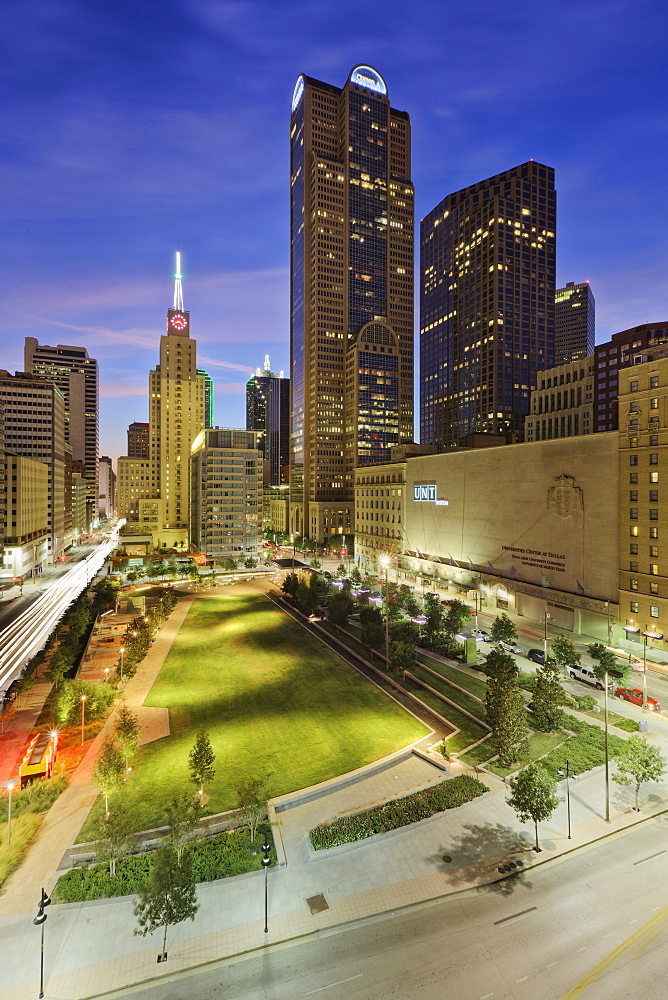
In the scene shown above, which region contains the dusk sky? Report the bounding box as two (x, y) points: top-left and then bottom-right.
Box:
(2, 0), (667, 462)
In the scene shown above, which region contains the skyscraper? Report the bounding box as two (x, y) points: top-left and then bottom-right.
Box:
(197, 369), (214, 428)
(24, 338), (98, 496)
(246, 355), (289, 485)
(290, 65), (414, 542)
(127, 422), (149, 459)
(420, 161), (556, 448)
(554, 281), (595, 365)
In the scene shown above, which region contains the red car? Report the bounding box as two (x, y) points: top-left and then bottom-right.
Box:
(615, 687), (661, 711)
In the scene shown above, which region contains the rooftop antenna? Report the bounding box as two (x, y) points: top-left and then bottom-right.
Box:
(173, 252), (184, 311)
(264, 353), (271, 372)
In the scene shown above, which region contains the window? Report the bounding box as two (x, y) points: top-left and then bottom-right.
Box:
(630, 472), (639, 483)
(630, 380), (639, 392)
(630, 561), (638, 571)
(650, 490), (659, 502)
(650, 545), (659, 557)
(630, 455), (638, 466)
(651, 376), (659, 388)
(651, 606), (660, 618)
(630, 491), (638, 501)
(631, 601), (639, 613)
(630, 508), (638, 519)
(651, 582), (659, 595)
(650, 435), (659, 446)
(650, 453), (659, 464)
(650, 564), (659, 575)
(630, 544), (638, 555)
(650, 472), (659, 483)
(650, 509), (659, 520)
(631, 525), (639, 536)
(631, 579), (639, 590)
(650, 526), (659, 538)
(651, 397), (659, 409)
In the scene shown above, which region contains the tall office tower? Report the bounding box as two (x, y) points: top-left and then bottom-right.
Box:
(127, 422), (149, 459)
(246, 355), (290, 485)
(594, 323), (668, 432)
(24, 338), (98, 497)
(554, 281), (595, 365)
(197, 369), (214, 428)
(98, 456), (115, 517)
(145, 254), (205, 544)
(0, 370), (66, 560)
(420, 161), (556, 448)
(290, 66), (414, 542)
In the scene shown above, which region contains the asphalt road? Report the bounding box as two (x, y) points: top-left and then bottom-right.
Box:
(105, 817), (668, 1000)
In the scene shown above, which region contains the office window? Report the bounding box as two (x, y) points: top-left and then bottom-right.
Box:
(650, 564), (659, 575)
(631, 525), (639, 536)
(650, 582), (659, 595)
(630, 491), (638, 501)
(630, 543), (638, 555)
(630, 508), (638, 519)
(630, 473), (639, 483)
(630, 455), (638, 466)
(650, 453), (659, 464)
(650, 472), (659, 483)
(650, 435), (659, 446)
(650, 509), (659, 520)
(650, 545), (659, 557)
(651, 397), (659, 409)
(630, 561), (638, 572)
(631, 578), (639, 590)
(650, 490), (659, 502)
(651, 605), (660, 617)
(630, 601), (639, 613)
(650, 526), (659, 538)
(630, 380), (639, 392)
(651, 376), (659, 388)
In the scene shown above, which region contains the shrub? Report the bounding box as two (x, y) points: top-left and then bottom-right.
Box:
(540, 715), (625, 779)
(574, 694), (597, 711)
(310, 775), (487, 850)
(53, 825), (275, 903)
(0, 775), (67, 822)
(0, 813), (43, 887)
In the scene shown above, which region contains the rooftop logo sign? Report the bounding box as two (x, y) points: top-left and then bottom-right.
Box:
(413, 484), (448, 505)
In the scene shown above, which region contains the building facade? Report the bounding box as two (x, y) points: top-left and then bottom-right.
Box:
(24, 338), (99, 499)
(2, 453), (49, 583)
(0, 371), (67, 561)
(420, 161), (556, 448)
(289, 65), (414, 543)
(524, 357), (595, 441)
(594, 323), (668, 432)
(190, 429), (262, 561)
(98, 456), (115, 518)
(246, 357), (290, 485)
(127, 422), (149, 459)
(116, 457), (153, 522)
(197, 369), (214, 428)
(554, 281), (595, 365)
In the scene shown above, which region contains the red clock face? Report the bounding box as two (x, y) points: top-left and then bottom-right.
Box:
(171, 314), (187, 330)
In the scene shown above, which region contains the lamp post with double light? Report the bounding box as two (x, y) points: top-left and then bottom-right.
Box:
(261, 837), (271, 934)
(33, 887), (51, 998)
(3, 779), (18, 845)
(378, 554), (391, 670)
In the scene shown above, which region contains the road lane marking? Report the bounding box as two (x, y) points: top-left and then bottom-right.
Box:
(547, 962), (557, 968)
(494, 906), (537, 925)
(480, 993), (494, 998)
(576, 947), (586, 952)
(559, 906), (668, 999)
(515, 976), (528, 982)
(305, 974), (364, 994)
(634, 849), (666, 865)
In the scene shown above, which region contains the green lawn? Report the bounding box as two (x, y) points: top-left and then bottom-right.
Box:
(78, 594), (427, 837)
(417, 654), (487, 700)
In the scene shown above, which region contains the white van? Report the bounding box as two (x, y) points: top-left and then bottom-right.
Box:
(568, 664), (610, 690)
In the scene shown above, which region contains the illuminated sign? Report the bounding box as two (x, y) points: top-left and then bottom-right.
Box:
(291, 75), (305, 112)
(350, 65), (387, 95)
(413, 484), (449, 505)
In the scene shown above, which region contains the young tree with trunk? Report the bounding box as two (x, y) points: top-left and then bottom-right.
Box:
(114, 702), (142, 772)
(97, 807), (133, 876)
(133, 846), (198, 959)
(165, 792), (202, 863)
(443, 599), (472, 635)
(188, 731), (216, 797)
(588, 643), (628, 685)
(613, 734), (666, 811)
(490, 613), (518, 645)
(234, 776), (270, 841)
(494, 684), (529, 767)
(328, 592), (354, 627)
(531, 659), (565, 732)
(359, 605), (384, 657)
(93, 738), (125, 816)
(390, 639), (416, 679)
(507, 762), (561, 851)
(484, 648), (519, 730)
(550, 636), (580, 672)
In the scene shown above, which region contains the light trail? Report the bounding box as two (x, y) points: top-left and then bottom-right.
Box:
(0, 526), (121, 697)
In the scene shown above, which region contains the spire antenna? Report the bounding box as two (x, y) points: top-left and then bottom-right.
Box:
(173, 252), (184, 311)
(264, 353), (271, 372)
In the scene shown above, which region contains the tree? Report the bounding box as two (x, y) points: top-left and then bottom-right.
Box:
(531, 659), (565, 732)
(490, 613), (518, 645)
(507, 762), (561, 851)
(494, 685), (529, 767)
(551, 635), (580, 672)
(234, 776), (270, 841)
(310, 556), (321, 570)
(165, 792), (202, 863)
(295, 580), (318, 615)
(281, 572), (299, 598)
(114, 702), (141, 771)
(93, 738), (125, 816)
(0, 700), (16, 735)
(189, 731), (215, 797)
(223, 558), (237, 571)
(390, 639), (416, 678)
(46, 647), (74, 689)
(390, 619), (418, 646)
(133, 846), (199, 958)
(587, 643), (628, 685)
(422, 592), (445, 647)
(336, 563), (347, 578)
(328, 591), (354, 627)
(97, 807), (133, 876)
(443, 599), (472, 635)
(359, 606), (384, 657)
(484, 648), (519, 730)
(613, 734), (666, 811)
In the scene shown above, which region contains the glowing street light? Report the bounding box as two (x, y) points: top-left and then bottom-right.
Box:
(33, 887), (51, 999)
(80, 694), (87, 745)
(3, 779), (18, 845)
(378, 555), (391, 670)
(119, 646), (126, 683)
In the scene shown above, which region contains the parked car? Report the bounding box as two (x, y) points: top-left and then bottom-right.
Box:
(471, 629), (492, 642)
(527, 648), (545, 664)
(498, 639), (523, 655)
(615, 687), (661, 711)
(568, 664), (610, 690)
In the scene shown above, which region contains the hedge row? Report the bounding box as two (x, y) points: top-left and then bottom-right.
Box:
(540, 715), (626, 780)
(310, 775), (487, 850)
(54, 825), (275, 903)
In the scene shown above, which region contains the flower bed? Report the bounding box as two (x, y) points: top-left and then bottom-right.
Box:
(309, 775), (487, 850)
(54, 825), (275, 903)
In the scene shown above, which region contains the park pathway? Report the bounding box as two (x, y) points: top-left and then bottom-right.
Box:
(0, 595), (195, 918)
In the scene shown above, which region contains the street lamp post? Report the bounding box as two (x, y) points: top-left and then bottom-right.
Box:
(543, 610), (551, 660)
(641, 628), (663, 711)
(33, 887), (51, 999)
(379, 555), (391, 670)
(556, 760), (577, 839)
(605, 601), (612, 645)
(3, 779), (18, 845)
(119, 646), (125, 683)
(603, 666), (625, 822)
(80, 694), (87, 746)
(261, 837), (271, 934)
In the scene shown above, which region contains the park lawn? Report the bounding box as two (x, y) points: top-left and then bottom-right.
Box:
(484, 731), (568, 778)
(416, 653), (487, 700)
(411, 664), (487, 723)
(78, 594), (428, 838)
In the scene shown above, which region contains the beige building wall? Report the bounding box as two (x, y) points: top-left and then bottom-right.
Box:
(117, 457), (153, 521)
(2, 453), (49, 580)
(403, 434), (619, 636)
(618, 356), (668, 661)
(354, 460), (406, 571)
(525, 357), (595, 442)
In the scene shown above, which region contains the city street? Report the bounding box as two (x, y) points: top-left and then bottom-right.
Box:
(104, 816), (668, 1000)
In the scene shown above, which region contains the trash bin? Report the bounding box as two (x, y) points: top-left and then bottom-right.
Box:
(638, 719), (649, 732)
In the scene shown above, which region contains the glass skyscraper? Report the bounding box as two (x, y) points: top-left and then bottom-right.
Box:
(289, 66), (414, 543)
(420, 162), (556, 447)
(554, 281), (595, 365)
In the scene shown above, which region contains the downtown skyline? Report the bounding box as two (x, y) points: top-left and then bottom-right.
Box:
(2, 0), (668, 461)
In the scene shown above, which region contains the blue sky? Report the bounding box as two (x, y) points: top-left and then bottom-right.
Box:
(2, 0), (667, 460)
